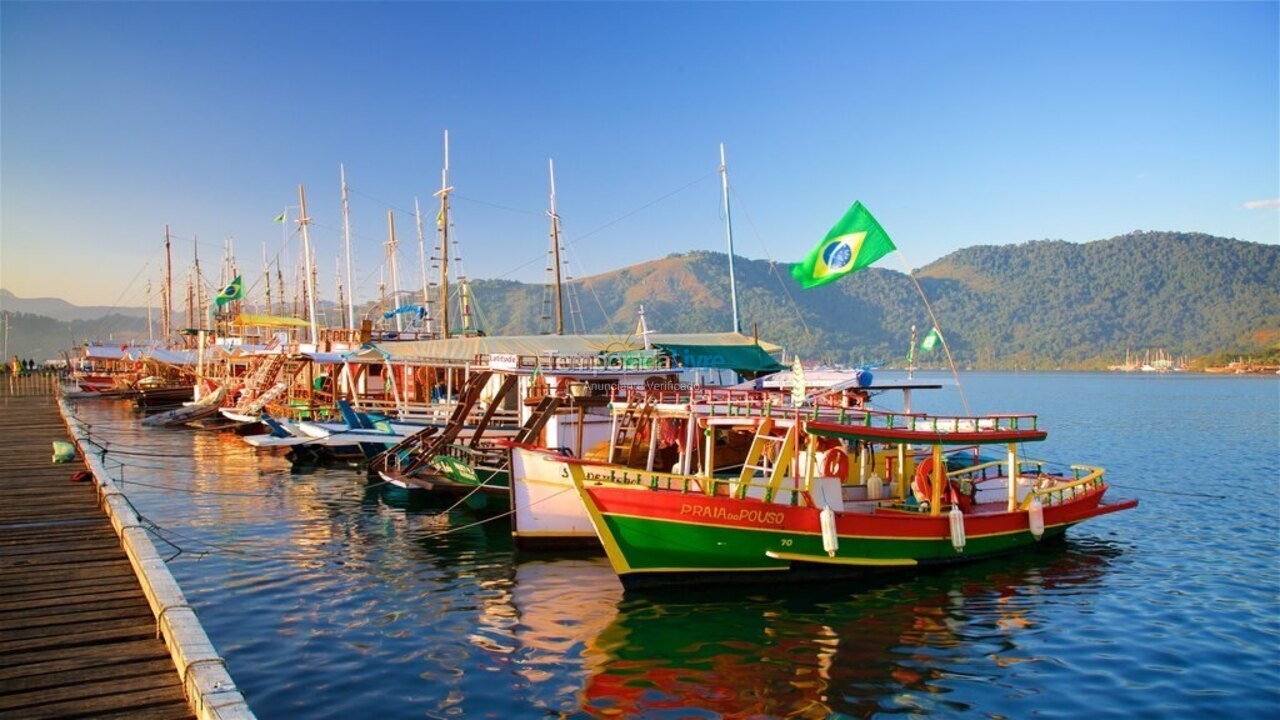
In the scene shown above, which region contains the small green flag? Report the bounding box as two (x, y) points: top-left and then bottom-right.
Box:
(274, 212), (286, 223)
(215, 276), (244, 307)
(920, 327), (941, 353)
(791, 201), (896, 289)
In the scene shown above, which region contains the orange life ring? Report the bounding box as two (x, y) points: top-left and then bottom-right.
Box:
(822, 448), (849, 479)
(913, 457), (972, 512)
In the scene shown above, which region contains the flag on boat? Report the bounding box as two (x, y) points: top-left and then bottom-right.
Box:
(791, 201), (896, 289)
(273, 212), (286, 223)
(920, 327), (941, 352)
(215, 276), (244, 307)
(435, 207), (445, 229)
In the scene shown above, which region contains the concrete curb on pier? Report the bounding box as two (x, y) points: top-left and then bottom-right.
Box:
(58, 396), (256, 720)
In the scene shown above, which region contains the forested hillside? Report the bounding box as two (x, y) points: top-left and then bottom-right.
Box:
(462, 231), (1280, 369)
(6, 232), (1277, 368)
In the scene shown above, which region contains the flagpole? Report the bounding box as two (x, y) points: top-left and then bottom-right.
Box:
(895, 255), (968, 414)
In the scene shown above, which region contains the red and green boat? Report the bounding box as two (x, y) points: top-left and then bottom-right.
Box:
(567, 410), (1137, 589)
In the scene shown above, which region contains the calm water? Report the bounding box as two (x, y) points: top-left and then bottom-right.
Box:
(65, 373), (1280, 718)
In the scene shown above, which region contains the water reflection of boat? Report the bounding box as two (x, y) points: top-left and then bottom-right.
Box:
(576, 541), (1124, 718)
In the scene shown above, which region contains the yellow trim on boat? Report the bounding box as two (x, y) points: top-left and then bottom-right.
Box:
(598, 510), (1081, 542)
(567, 467), (633, 574)
(765, 551), (919, 566)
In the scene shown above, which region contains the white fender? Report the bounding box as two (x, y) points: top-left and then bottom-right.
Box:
(949, 504), (966, 552)
(820, 505), (839, 557)
(1028, 497), (1045, 539)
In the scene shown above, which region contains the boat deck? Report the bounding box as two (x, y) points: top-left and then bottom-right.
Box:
(0, 374), (194, 720)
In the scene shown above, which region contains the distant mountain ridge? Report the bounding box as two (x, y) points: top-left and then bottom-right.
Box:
(0, 289), (147, 322)
(4, 232), (1278, 368)
(460, 231), (1279, 369)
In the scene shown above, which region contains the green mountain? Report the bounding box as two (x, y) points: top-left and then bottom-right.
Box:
(461, 231), (1280, 369)
(6, 231), (1277, 368)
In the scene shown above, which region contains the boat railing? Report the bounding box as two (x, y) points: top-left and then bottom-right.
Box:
(609, 386), (866, 422)
(1019, 466), (1106, 509)
(438, 442), (507, 468)
(577, 464), (709, 495)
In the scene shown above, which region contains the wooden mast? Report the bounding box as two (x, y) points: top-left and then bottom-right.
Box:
(719, 143), (741, 334)
(340, 164), (356, 330)
(163, 225), (172, 339)
(297, 184), (319, 345)
(335, 255), (345, 331)
(548, 158), (564, 335)
(415, 197), (432, 335)
(386, 210), (403, 332)
(262, 242), (272, 316)
(433, 130), (453, 338)
(192, 236), (203, 329)
(146, 280), (154, 343)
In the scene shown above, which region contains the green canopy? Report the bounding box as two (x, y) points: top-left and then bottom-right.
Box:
(652, 341), (785, 374)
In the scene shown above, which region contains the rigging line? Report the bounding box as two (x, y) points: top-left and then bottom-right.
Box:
(346, 187), (420, 219)
(893, 251), (970, 415)
(564, 237), (618, 336)
(727, 183), (813, 337)
(491, 170), (718, 281)
(453, 194), (542, 217)
(416, 486), (575, 540)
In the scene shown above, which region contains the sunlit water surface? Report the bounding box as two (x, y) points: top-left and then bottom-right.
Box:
(66, 372), (1280, 718)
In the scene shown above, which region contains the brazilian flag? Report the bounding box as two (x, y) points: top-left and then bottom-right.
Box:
(920, 327), (941, 352)
(215, 276), (243, 307)
(791, 201), (896, 289)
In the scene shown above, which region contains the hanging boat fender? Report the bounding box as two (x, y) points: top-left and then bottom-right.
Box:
(820, 505), (839, 557)
(1028, 497), (1045, 539)
(949, 503), (966, 552)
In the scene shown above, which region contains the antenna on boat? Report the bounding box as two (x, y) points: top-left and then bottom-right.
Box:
(297, 184), (319, 346)
(548, 158), (565, 335)
(340, 164), (356, 330)
(719, 143), (741, 334)
(434, 130), (453, 338)
(414, 197), (433, 335)
(386, 210), (403, 332)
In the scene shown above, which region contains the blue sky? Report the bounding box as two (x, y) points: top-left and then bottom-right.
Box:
(2, 1), (1277, 307)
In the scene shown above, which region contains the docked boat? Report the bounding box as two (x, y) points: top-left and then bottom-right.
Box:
(141, 386), (227, 427)
(564, 406), (1137, 589)
(507, 374), (937, 549)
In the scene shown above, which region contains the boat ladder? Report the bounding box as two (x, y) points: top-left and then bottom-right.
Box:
(512, 393), (563, 446)
(734, 419), (798, 500)
(610, 396), (654, 465)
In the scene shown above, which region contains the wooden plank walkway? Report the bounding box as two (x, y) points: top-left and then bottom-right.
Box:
(0, 375), (194, 720)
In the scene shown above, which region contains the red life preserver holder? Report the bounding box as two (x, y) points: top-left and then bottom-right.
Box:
(822, 448), (849, 479)
(913, 457), (972, 512)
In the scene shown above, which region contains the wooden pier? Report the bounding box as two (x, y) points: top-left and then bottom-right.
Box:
(0, 374), (195, 720)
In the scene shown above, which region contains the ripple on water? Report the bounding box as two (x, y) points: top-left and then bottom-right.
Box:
(66, 374), (1280, 718)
